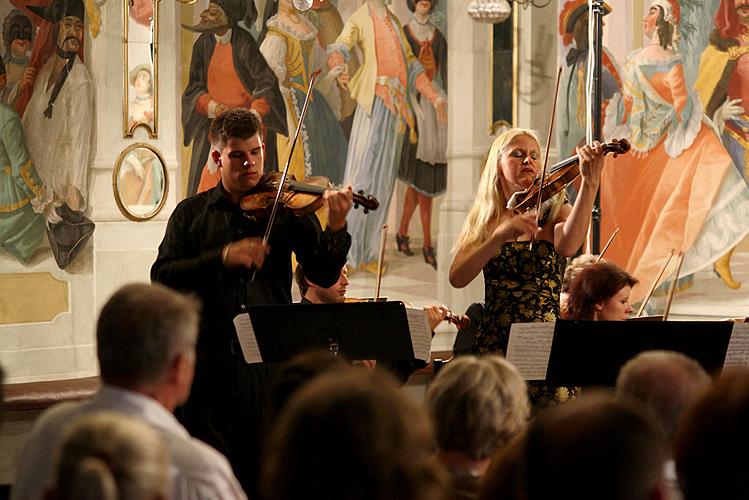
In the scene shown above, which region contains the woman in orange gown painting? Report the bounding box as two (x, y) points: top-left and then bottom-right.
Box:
(601, 0), (749, 304)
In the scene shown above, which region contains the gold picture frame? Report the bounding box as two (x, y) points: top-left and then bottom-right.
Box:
(113, 143), (169, 221)
(123, 0), (159, 138)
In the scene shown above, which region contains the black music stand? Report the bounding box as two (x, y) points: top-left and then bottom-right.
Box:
(509, 320), (734, 387)
(236, 301), (430, 364)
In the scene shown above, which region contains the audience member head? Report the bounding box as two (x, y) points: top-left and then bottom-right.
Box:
(49, 411), (169, 500)
(566, 261), (638, 320)
(676, 369), (749, 500)
(262, 369), (447, 500)
(425, 355), (529, 462)
(96, 283), (200, 410)
(481, 392), (667, 500)
(295, 264), (349, 304)
(266, 349), (352, 423)
(616, 350), (710, 446)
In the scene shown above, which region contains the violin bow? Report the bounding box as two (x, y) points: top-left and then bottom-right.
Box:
(662, 251), (685, 321)
(596, 227), (619, 262)
(375, 224), (388, 300)
(531, 66), (563, 251)
(636, 249), (675, 317)
(252, 73), (317, 282)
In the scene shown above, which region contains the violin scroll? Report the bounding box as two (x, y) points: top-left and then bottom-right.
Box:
(355, 190), (379, 213)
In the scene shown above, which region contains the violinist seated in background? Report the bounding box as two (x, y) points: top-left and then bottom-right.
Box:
(294, 262), (450, 382)
(150, 108), (352, 497)
(564, 261), (638, 320)
(448, 128), (604, 410)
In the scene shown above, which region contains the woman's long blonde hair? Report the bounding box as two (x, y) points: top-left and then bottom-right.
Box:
(455, 128), (565, 251)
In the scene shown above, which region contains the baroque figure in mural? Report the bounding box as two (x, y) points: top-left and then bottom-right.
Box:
(308, 0), (358, 136)
(600, 0), (749, 302)
(0, 57), (46, 264)
(556, 0), (621, 159)
(2, 9), (33, 104)
(128, 63), (154, 133)
(17, 0), (95, 269)
(182, 0), (287, 195)
(395, 0), (446, 270)
(259, 0), (348, 184)
(327, 0), (446, 273)
(695, 0), (749, 288)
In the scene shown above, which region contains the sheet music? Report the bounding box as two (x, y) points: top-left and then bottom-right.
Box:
(724, 322), (749, 370)
(233, 313), (263, 364)
(506, 322), (555, 380)
(405, 307), (432, 362)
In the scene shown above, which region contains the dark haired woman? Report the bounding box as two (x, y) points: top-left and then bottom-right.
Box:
(599, 0), (749, 303)
(565, 261), (638, 321)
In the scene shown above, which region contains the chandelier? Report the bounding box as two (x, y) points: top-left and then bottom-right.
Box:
(467, 0), (552, 24)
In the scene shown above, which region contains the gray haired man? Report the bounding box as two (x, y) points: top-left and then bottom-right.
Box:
(12, 283), (246, 500)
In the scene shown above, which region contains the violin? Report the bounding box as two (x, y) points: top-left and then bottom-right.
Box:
(240, 171), (379, 217)
(507, 138), (631, 213)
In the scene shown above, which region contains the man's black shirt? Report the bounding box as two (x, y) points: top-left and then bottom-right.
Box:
(151, 182), (351, 349)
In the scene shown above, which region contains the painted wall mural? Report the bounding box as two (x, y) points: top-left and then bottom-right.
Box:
(179, 0), (449, 292)
(0, 0), (95, 270)
(557, 0), (749, 313)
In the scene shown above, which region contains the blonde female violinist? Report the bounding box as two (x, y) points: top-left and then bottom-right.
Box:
(449, 128), (604, 407)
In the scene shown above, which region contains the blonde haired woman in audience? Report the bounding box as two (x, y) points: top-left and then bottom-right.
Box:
(425, 355), (529, 500)
(48, 411), (169, 500)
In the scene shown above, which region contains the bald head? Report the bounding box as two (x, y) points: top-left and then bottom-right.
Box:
(616, 350), (710, 445)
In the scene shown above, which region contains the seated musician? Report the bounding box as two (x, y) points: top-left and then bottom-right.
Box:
(565, 261), (638, 320)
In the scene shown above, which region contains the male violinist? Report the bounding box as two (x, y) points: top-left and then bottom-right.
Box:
(151, 107), (353, 497)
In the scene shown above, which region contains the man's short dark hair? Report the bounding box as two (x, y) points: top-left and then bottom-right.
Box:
(97, 283), (200, 388)
(208, 108), (262, 149)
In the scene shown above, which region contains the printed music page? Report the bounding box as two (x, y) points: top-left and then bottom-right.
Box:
(233, 313), (263, 364)
(405, 307), (432, 362)
(724, 322), (749, 371)
(506, 322), (555, 380)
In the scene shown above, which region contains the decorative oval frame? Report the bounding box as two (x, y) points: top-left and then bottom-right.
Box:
(112, 143), (169, 221)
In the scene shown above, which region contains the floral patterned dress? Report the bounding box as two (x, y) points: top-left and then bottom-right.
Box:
(475, 239), (576, 410)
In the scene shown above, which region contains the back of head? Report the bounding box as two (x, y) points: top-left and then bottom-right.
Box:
(262, 369), (447, 500)
(425, 355), (529, 459)
(528, 393), (666, 500)
(266, 349), (351, 423)
(566, 261), (637, 320)
(616, 350), (710, 445)
(562, 253), (599, 293)
(97, 283), (200, 388)
(51, 411), (168, 500)
(676, 370), (749, 500)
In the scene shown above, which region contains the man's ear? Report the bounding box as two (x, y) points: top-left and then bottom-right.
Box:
(211, 150), (221, 167)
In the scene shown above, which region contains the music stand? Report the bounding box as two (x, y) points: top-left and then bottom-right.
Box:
(546, 320), (733, 386)
(235, 301), (430, 364)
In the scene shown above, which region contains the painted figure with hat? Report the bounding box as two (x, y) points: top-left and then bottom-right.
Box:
(599, 0), (749, 302)
(16, 0), (94, 269)
(556, 0), (621, 162)
(327, 0), (447, 274)
(394, 0), (447, 270)
(0, 56), (47, 264)
(2, 9), (34, 104)
(181, 0), (287, 196)
(695, 0), (749, 288)
(258, 0), (349, 185)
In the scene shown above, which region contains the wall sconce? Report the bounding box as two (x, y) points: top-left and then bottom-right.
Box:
(468, 0), (551, 23)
